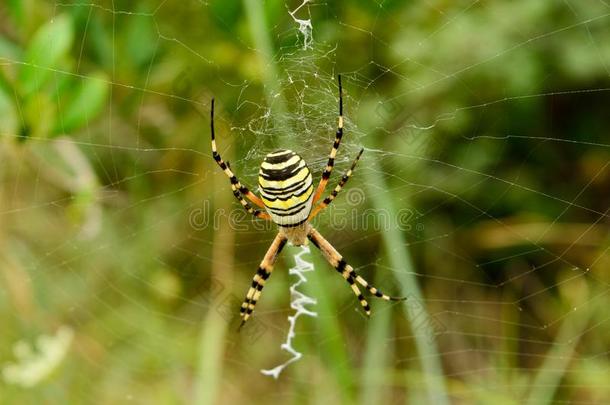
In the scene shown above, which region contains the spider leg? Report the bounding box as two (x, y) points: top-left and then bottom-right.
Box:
(313, 75), (345, 203)
(210, 98), (270, 220)
(239, 233), (288, 329)
(307, 227), (405, 316)
(308, 148), (363, 220)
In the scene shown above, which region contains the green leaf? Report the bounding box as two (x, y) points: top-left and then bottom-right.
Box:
(22, 91), (56, 140)
(0, 86), (19, 137)
(7, 0), (25, 26)
(52, 72), (109, 135)
(0, 36), (22, 60)
(210, 0), (242, 32)
(18, 14), (74, 97)
(125, 13), (157, 70)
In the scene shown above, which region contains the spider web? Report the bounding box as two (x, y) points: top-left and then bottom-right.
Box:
(1, 0), (610, 403)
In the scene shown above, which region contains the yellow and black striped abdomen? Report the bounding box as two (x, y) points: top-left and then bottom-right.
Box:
(258, 149), (314, 227)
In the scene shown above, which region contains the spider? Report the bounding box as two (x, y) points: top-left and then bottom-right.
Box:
(210, 75), (405, 328)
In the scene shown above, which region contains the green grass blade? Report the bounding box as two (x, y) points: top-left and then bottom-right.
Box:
(360, 291), (392, 404)
(363, 166), (450, 405)
(195, 309), (228, 405)
(303, 248), (356, 402)
(242, 0), (288, 124)
(525, 301), (593, 405)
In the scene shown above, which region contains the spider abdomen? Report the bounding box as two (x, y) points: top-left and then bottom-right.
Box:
(258, 149), (314, 227)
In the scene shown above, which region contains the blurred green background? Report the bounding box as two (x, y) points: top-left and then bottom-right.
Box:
(1, 1), (610, 404)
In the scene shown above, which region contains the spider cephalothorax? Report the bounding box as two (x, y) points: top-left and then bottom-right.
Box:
(210, 75), (405, 328)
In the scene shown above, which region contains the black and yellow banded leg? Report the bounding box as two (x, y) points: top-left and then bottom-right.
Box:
(239, 233), (287, 329)
(345, 260), (406, 301)
(345, 272), (371, 317)
(210, 99), (270, 220)
(313, 75), (345, 203)
(230, 185), (270, 220)
(307, 227), (405, 316)
(309, 148), (363, 220)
